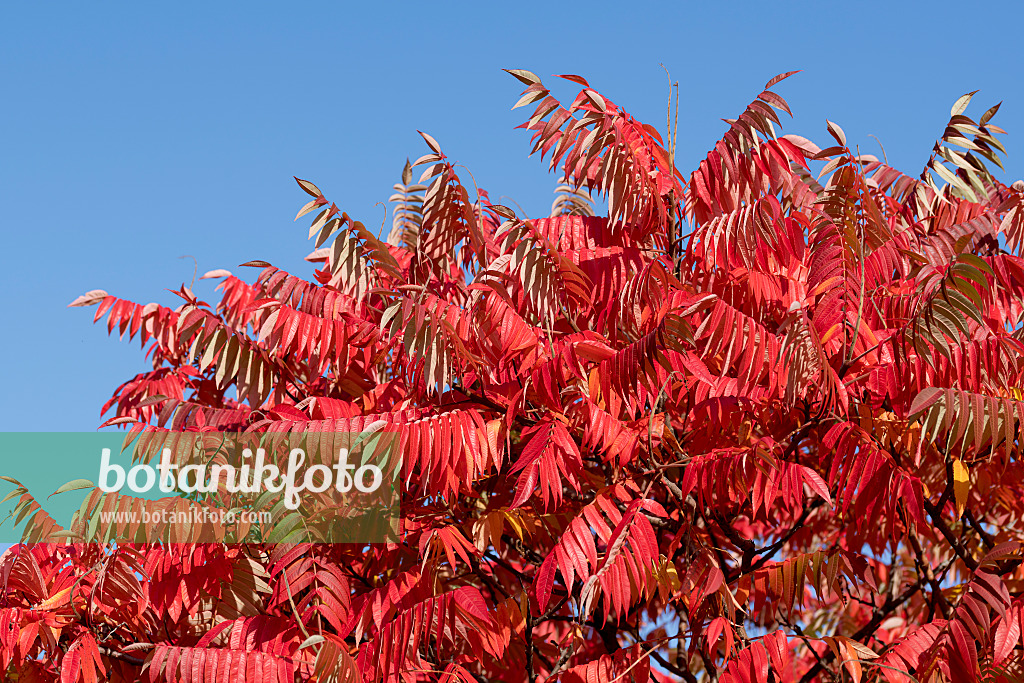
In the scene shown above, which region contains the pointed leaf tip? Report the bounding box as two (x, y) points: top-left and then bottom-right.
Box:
(951, 91), (979, 117)
(417, 131), (442, 155)
(503, 69), (541, 86)
(825, 120), (848, 147)
(489, 204), (517, 220)
(582, 89), (606, 112)
(556, 74), (591, 87)
(294, 177), (323, 198)
(68, 290), (108, 307)
(765, 71), (800, 89)
(99, 416), (140, 428)
(49, 479), (96, 498)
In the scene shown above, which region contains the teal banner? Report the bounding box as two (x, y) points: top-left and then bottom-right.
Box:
(0, 430), (399, 545)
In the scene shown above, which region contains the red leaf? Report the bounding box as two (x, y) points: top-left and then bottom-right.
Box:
(556, 74), (591, 87)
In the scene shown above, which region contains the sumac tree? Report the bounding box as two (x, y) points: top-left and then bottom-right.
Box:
(4, 69), (1024, 682)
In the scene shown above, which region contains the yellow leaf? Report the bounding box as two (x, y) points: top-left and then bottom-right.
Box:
(824, 637), (868, 683)
(952, 458), (970, 517)
(503, 509), (529, 542)
(819, 322), (843, 347)
(656, 558), (681, 601)
(34, 586), (73, 612)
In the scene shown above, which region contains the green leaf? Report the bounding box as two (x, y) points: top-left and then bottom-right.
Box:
(49, 480), (96, 498)
(299, 635), (325, 650)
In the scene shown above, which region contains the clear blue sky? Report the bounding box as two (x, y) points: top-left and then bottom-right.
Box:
(1, 1), (1022, 431)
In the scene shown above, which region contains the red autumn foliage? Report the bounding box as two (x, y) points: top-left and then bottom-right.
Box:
(4, 69), (1024, 682)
